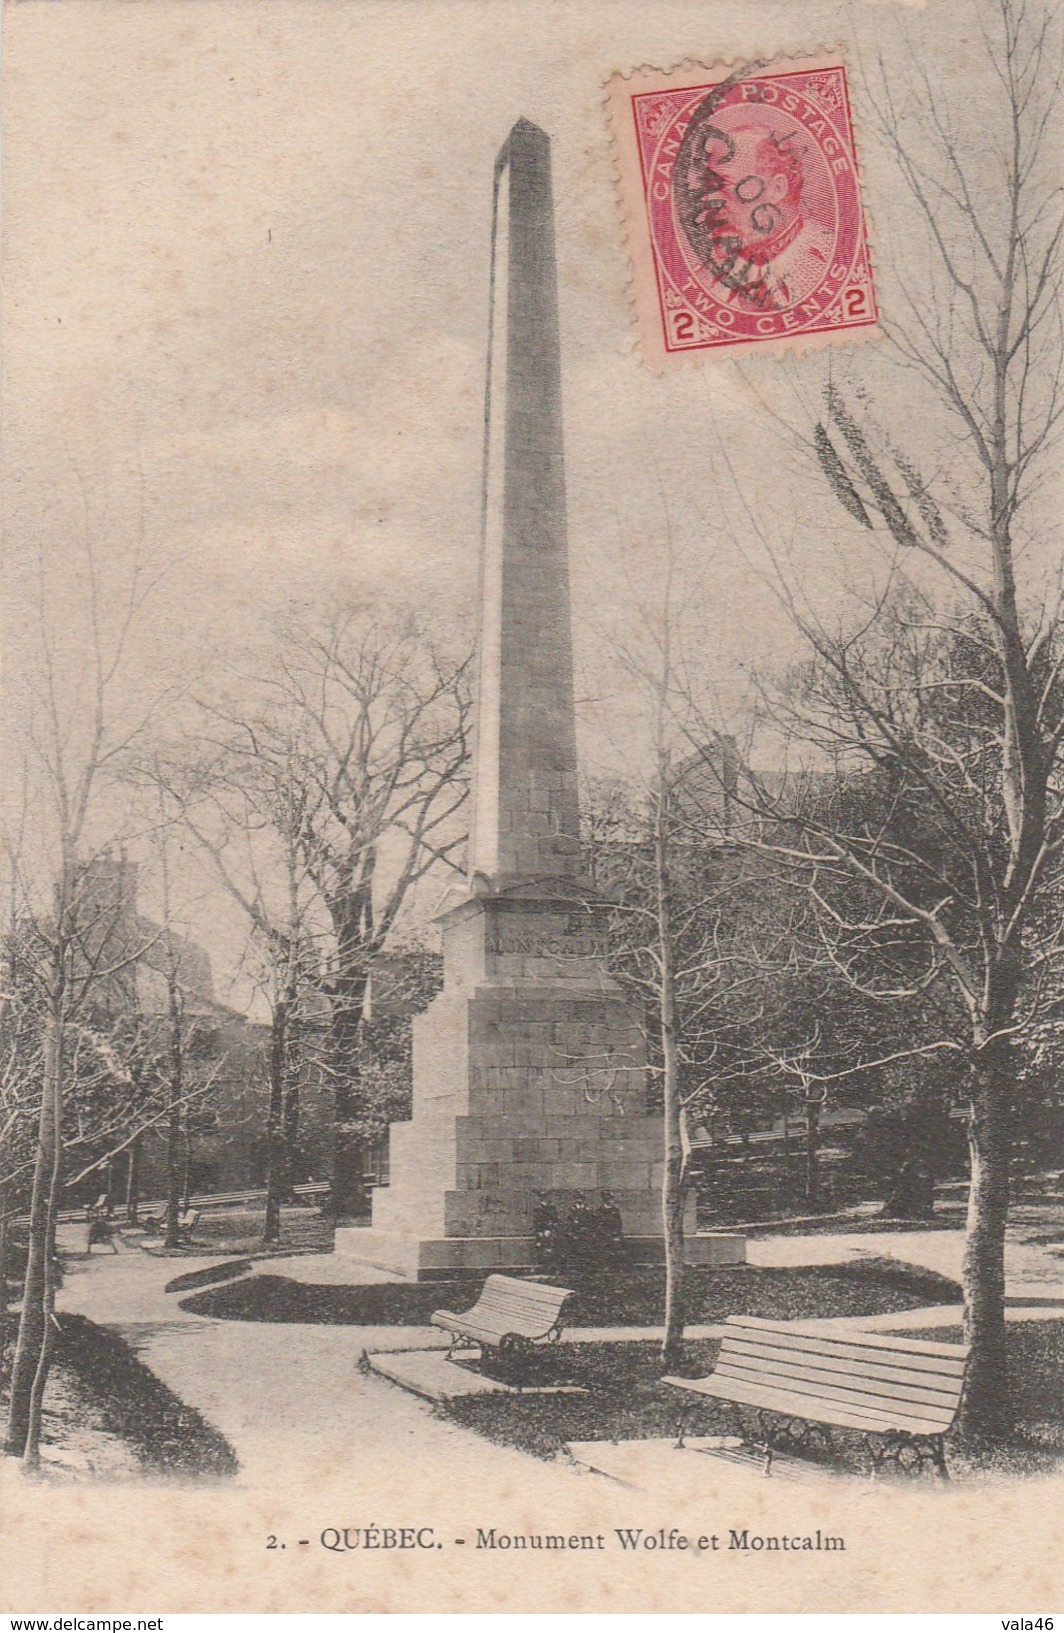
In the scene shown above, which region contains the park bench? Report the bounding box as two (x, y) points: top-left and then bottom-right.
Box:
(665, 1315), (969, 1479)
(431, 1274), (573, 1382)
(139, 1206), (200, 1241)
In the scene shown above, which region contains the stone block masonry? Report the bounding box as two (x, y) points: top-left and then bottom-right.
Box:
(337, 891), (743, 1277)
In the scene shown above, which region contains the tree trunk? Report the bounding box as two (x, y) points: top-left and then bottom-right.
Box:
(263, 1000), (288, 1245)
(164, 1105), (182, 1248)
(661, 994), (686, 1366)
(959, 1075), (1012, 1440)
(805, 1097), (821, 1211)
(281, 988), (301, 1201)
(661, 1106), (687, 1369)
(5, 1018), (61, 1457)
(656, 776), (686, 1370)
(164, 971), (184, 1248)
(23, 1059), (64, 1470)
(181, 1110), (193, 1213)
(329, 973), (370, 1220)
(0, 1183), (10, 1370)
(283, 1082), (301, 1199)
(125, 1134), (141, 1226)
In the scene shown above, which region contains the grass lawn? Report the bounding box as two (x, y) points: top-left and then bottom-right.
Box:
(745, 1200), (1064, 1238)
(436, 1311), (1064, 1486)
(877, 1319), (1064, 1482)
(441, 1337), (722, 1462)
(0, 1315), (239, 1481)
(743, 1210), (966, 1237)
(180, 1255), (961, 1327)
(135, 1204), (333, 1259)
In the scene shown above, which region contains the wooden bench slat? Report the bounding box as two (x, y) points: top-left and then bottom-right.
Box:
(431, 1307), (562, 1330)
(721, 1332), (964, 1391)
(709, 1378), (950, 1437)
(722, 1324), (967, 1377)
(717, 1359), (963, 1417)
(431, 1315), (559, 1338)
(479, 1294), (569, 1307)
(723, 1321), (968, 1368)
(714, 1359), (960, 1425)
(465, 1295), (567, 1315)
(671, 1372), (934, 1434)
(726, 1320), (970, 1373)
(666, 1370), (946, 1434)
(444, 1302), (565, 1325)
(714, 1363), (958, 1429)
(719, 1340), (964, 1403)
(481, 1276), (572, 1302)
(498, 1286), (571, 1302)
(432, 1319), (533, 1345)
(470, 1292), (565, 1309)
(728, 1316), (968, 1365)
(669, 1372), (953, 1437)
(466, 1282), (571, 1310)
(718, 1345), (964, 1402)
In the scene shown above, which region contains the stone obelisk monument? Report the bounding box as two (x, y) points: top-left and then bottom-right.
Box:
(339, 120), (743, 1277)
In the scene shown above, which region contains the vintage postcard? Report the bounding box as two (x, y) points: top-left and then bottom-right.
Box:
(1, 0), (1062, 1617)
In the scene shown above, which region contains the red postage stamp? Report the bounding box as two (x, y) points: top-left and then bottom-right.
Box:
(607, 55), (879, 367)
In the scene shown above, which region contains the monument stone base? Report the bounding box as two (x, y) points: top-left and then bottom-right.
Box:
(335, 888), (746, 1282)
(335, 1224), (746, 1280)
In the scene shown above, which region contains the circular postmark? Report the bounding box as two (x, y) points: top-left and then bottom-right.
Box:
(645, 66), (869, 348)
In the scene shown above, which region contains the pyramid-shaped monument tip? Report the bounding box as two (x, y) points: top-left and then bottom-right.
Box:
(510, 115), (548, 141)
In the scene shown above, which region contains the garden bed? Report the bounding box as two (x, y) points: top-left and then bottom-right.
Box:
(181, 1256), (960, 1328)
(51, 1314), (239, 1480)
(1, 1313), (239, 1481)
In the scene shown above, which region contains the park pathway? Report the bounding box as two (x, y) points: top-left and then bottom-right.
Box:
(54, 1233), (572, 1501)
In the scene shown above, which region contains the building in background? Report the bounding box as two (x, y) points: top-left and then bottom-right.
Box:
(67, 851), (333, 1207)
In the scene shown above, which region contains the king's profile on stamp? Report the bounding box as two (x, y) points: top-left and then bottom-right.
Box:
(683, 115), (836, 310)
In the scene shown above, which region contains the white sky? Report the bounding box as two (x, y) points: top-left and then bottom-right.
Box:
(3, 0), (1052, 1010)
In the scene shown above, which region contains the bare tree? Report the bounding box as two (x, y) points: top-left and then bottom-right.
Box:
(3, 522), (180, 1464)
(710, 0), (1063, 1439)
(222, 601), (473, 1217)
(3, 855), (158, 1462)
(586, 559), (799, 1365)
(0, 919), (44, 1365)
(144, 740), (324, 1247)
